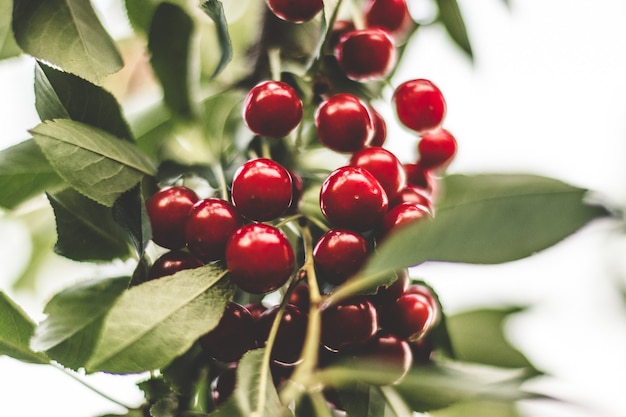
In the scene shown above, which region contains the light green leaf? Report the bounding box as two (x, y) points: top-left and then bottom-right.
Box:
(12, 0), (123, 84)
(435, 0), (473, 60)
(30, 119), (157, 206)
(0, 0), (21, 59)
(201, 0), (233, 78)
(0, 291), (49, 364)
(30, 276), (129, 369)
(86, 264), (234, 374)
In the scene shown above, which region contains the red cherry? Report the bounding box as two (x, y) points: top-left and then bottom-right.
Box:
(365, 0), (412, 35)
(403, 162), (438, 195)
(243, 81), (303, 138)
(405, 283), (441, 328)
(376, 202), (431, 240)
(329, 20), (356, 49)
(321, 296), (378, 351)
(335, 28), (397, 81)
(199, 302), (256, 363)
(225, 223), (295, 294)
(418, 128), (458, 170)
(394, 79), (446, 133)
(211, 365), (237, 407)
(349, 146), (407, 203)
(315, 94), (374, 153)
(286, 170), (304, 213)
(231, 158), (293, 222)
(391, 186), (433, 212)
(369, 107), (387, 147)
(370, 268), (409, 305)
(146, 186), (198, 249)
(288, 283), (310, 312)
(148, 250), (204, 280)
(313, 229), (369, 285)
(245, 302), (267, 321)
(256, 304), (308, 365)
(184, 198), (243, 262)
(379, 293), (434, 340)
(353, 333), (412, 385)
(266, 0), (323, 23)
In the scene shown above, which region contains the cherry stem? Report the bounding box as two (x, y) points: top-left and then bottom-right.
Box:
(212, 162), (229, 201)
(274, 213), (304, 228)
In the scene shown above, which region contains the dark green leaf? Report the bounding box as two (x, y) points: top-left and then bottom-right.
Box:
(12, 0), (123, 84)
(430, 400), (522, 417)
(47, 188), (132, 262)
(435, 0), (473, 60)
(34, 63), (133, 141)
(201, 0), (233, 78)
(124, 0), (188, 34)
(0, 291), (49, 364)
(0, 139), (63, 209)
(86, 265), (234, 374)
(0, 0), (21, 59)
(112, 182), (153, 258)
(337, 382), (386, 417)
(30, 276), (129, 369)
(149, 3), (196, 119)
(31, 119), (157, 206)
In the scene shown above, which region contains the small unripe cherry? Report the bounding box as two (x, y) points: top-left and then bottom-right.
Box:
(335, 28), (397, 81)
(243, 80), (303, 138)
(315, 94), (374, 153)
(146, 186), (199, 249)
(394, 79), (446, 133)
(418, 128), (458, 170)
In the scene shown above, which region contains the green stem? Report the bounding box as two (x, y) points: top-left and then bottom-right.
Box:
(212, 162), (229, 201)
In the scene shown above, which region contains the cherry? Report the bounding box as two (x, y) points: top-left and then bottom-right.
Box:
(365, 0), (412, 35)
(376, 202), (431, 240)
(184, 198), (243, 262)
(243, 80), (303, 138)
(403, 162), (437, 194)
(288, 283), (310, 312)
(393, 79), (446, 133)
(315, 93), (374, 153)
(370, 269), (409, 305)
(211, 365), (237, 407)
(379, 293), (434, 340)
(349, 146), (406, 203)
(266, 0), (323, 23)
(321, 296), (378, 351)
(320, 166), (389, 231)
(329, 20), (356, 49)
(286, 170), (304, 214)
(199, 302), (256, 363)
(148, 250), (204, 280)
(256, 304), (308, 365)
(146, 186), (199, 249)
(231, 158), (293, 222)
(352, 333), (412, 385)
(418, 128), (458, 170)
(226, 223), (295, 294)
(410, 338), (434, 365)
(391, 185), (433, 212)
(245, 302), (267, 321)
(335, 28), (397, 81)
(405, 283), (441, 327)
(369, 107), (387, 147)
(313, 229), (369, 285)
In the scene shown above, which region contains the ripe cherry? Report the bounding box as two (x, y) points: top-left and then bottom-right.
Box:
(391, 186), (433, 212)
(266, 0), (323, 23)
(379, 293), (434, 340)
(371, 269), (409, 305)
(313, 229), (369, 285)
(365, 0), (412, 35)
(256, 304), (308, 365)
(376, 202), (431, 240)
(225, 223), (295, 294)
(329, 20), (356, 49)
(369, 107), (387, 147)
(146, 186), (198, 249)
(405, 283), (441, 328)
(349, 146), (407, 203)
(352, 333), (412, 385)
(243, 80), (303, 138)
(148, 250), (204, 280)
(335, 28), (397, 81)
(287, 170), (304, 214)
(245, 302), (267, 321)
(403, 162), (438, 195)
(288, 283), (310, 312)
(321, 296), (378, 351)
(320, 166), (389, 232)
(418, 128), (458, 170)
(185, 198), (243, 262)
(211, 365), (237, 407)
(394, 79), (446, 133)
(199, 302), (256, 363)
(231, 158), (292, 222)
(315, 94), (374, 153)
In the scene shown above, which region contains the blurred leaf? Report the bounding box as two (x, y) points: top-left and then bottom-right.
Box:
(86, 265), (234, 374)
(130, 101), (174, 158)
(112, 182), (153, 258)
(30, 276), (129, 369)
(47, 188), (132, 262)
(31, 119), (157, 206)
(34, 63), (133, 141)
(0, 139), (63, 209)
(0, 0), (21, 59)
(201, 0), (233, 78)
(0, 291), (49, 364)
(12, 0), (122, 84)
(435, 0), (473, 60)
(379, 386), (414, 417)
(431, 400), (521, 417)
(97, 411), (144, 417)
(149, 3), (196, 119)
(337, 382), (386, 417)
(201, 89), (245, 159)
(124, 0), (188, 34)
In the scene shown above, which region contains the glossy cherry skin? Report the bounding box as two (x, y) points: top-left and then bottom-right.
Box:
(245, 302), (268, 321)
(225, 223), (295, 294)
(211, 365), (237, 407)
(370, 268), (409, 305)
(352, 333), (412, 385)
(379, 293), (434, 340)
(199, 302), (256, 363)
(243, 80), (303, 138)
(376, 202), (431, 241)
(255, 304), (308, 365)
(335, 28), (397, 81)
(369, 107), (387, 147)
(394, 79), (447, 133)
(146, 186), (199, 249)
(365, 0), (412, 35)
(321, 296), (378, 351)
(350, 146), (407, 203)
(329, 20), (356, 49)
(185, 198), (243, 262)
(320, 166), (389, 232)
(313, 229), (369, 285)
(266, 0), (324, 23)
(231, 158), (293, 222)
(315, 94), (374, 153)
(286, 170), (304, 214)
(403, 162), (438, 196)
(288, 283), (310, 312)
(418, 128), (458, 170)
(390, 185), (433, 212)
(148, 250), (204, 280)
(405, 283), (441, 328)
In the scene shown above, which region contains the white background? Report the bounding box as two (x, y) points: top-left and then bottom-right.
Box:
(1, 0), (626, 416)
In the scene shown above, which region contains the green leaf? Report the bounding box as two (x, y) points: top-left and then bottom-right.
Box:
(112, 183), (153, 258)
(30, 276), (129, 369)
(201, 0), (233, 78)
(12, 0), (123, 84)
(435, 0), (473, 60)
(0, 139), (63, 209)
(31, 119), (157, 206)
(430, 400), (521, 417)
(34, 63), (133, 141)
(86, 264), (234, 374)
(47, 188), (132, 262)
(0, 0), (21, 59)
(124, 0), (188, 34)
(0, 291), (49, 364)
(337, 382), (386, 417)
(149, 2), (196, 119)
